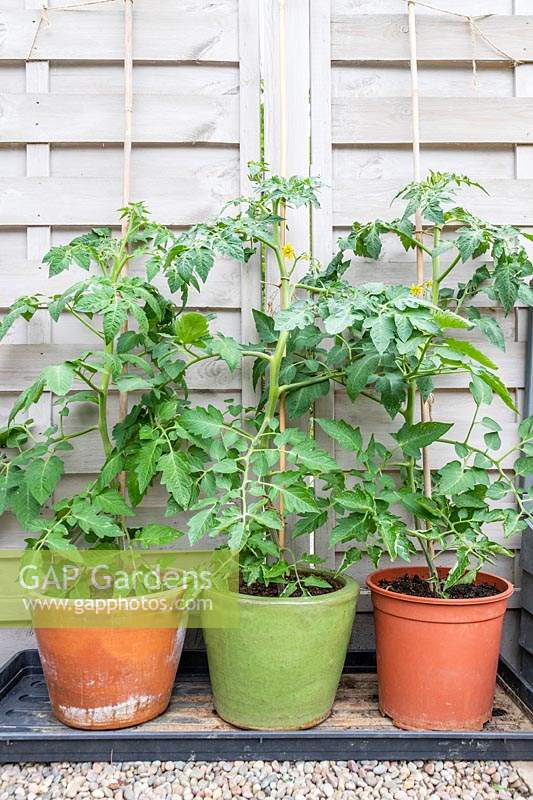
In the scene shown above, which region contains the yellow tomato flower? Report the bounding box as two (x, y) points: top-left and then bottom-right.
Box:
(282, 243), (295, 260)
(410, 283), (424, 297)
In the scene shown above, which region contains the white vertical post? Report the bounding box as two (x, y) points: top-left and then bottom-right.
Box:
(310, 0), (335, 566)
(514, 0), (531, 669)
(25, 0), (51, 438)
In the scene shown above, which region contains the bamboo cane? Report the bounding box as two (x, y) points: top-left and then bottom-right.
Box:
(118, 0), (133, 494)
(407, 0), (434, 513)
(278, 0), (287, 549)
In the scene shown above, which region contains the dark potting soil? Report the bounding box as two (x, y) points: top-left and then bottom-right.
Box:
(378, 573), (500, 599)
(239, 574), (343, 598)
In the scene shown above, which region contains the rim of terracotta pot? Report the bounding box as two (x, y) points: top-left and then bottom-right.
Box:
(29, 583), (184, 607)
(29, 583), (188, 629)
(209, 569), (359, 607)
(366, 566), (513, 606)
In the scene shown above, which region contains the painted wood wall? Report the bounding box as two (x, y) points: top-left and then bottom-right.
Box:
(0, 0), (531, 665)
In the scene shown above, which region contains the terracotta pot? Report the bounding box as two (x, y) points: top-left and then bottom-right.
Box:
(33, 589), (187, 730)
(367, 566), (513, 731)
(203, 571), (359, 730)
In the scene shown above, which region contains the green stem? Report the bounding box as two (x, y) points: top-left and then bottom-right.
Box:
(279, 371), (342, 395)
(431, 227), (441, 304)
(405, 371), (440, 589)
(294, 282), (328, 295)
(436, 253), (461, 286)
(66, 307), (105, 341)
(98, 344), (114, 459)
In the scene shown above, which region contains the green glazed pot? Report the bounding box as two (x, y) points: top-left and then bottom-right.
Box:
(203, 572), (359, 730)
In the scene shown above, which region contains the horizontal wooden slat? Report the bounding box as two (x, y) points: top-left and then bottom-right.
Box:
(0, 175), (237, 226)
(0, 5), (238, 63)
(0, 342), (522, 392)
(0, 94), (239, 144)
(333, 98), (533, 144)
(0, 258), (242, 309)
(331, 14), (533, 63)
(0, 345), (240, 391)
(4, 177), (533, 240)
(332, 145), (515, 183)
(333, 178), (533, 226)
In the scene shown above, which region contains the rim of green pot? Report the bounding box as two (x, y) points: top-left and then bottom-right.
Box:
(208, 569), (359, 606)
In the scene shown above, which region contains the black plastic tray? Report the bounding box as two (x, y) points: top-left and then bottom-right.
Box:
(0, 650), (531, 763)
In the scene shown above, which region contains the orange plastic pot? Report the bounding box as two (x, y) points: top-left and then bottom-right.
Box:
(367, 566), (513, 731)
(33, 589), (187, 730)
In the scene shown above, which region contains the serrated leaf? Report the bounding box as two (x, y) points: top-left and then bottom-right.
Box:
(137, 524), (182, 548)
(470, 375), (493, 407)
(470, 313), (505, 351)
(394, 313), (413, 342)
(438, 461), (477, 495)
(484, 430), (501, 450)
(294, 441), (338, 472)
(515, 456), (533, 476)
(443, 338), (497, 369)
(336, 547), (363, 573)
(227, 521), (246, 551)
(285, 379), (329, 419)
(431, 307), (472, 330)
(370, 315), (395, 354)
(71, 501), (124, 539)
(93, 488), (133, 516)
(158, 450), (192, 508)
(114, 374), (154, 392)
(302, 575), (331, 589)
(477, 369), (517, 412)
(99, 453), (124, 487)
(494, 260), (518, 314)
(0, 474), (7, 516)
(316, 418), (362, 453)
(135, 438), (163, 493)
(181, 406), (225, 438)
(174, 311), (209, 343)
(324, 302), (356, 335)
(252, 309), (277, 343)
(394, 421), (453, 457)
(43, 364), (75, 396)
(9, 476), (41, 526)
(291, 511), (327, 538)
(345, 354), (380, 401)
(0, 300), (38, 341)
(210, 335), (242, 372)
(336, 489), (373, 514)
(212, 459), (239, 474)
(103, 298), (128, 343)
(188, 506), (215, 545)
(486, 481), (509, 500)
(270, 481), (319, 514)
(26, 456), (64, 505)
(274, 300), (314, 331)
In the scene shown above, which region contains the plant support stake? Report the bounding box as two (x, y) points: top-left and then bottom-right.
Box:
(278, 0), (287, 549)
(119, 1), (134, 424)
(407, 1), (434, 542)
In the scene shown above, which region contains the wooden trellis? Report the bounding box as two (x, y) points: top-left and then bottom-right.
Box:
(0, 0), (531, 669)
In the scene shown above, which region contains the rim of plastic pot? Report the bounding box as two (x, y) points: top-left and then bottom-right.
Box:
(366, 566), (513, 606)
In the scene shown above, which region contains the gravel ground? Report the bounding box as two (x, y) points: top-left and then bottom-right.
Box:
(0, 760), (531, 800)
